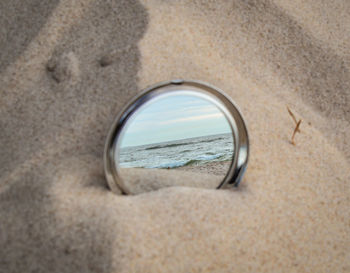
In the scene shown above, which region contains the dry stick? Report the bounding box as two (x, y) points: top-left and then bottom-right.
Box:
(287, 106), (301, 132)
(291, 119), (302, 145)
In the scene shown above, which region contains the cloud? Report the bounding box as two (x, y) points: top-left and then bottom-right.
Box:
(159, 113), (224, 125)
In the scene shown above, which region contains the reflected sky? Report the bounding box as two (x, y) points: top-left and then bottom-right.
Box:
(120, 94), (231, 147)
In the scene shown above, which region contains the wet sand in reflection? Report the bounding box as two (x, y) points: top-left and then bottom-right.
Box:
(119, 161), (230, 194)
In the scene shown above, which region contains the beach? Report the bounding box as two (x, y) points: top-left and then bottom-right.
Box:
(119, 167), (223, 194)
(1, 0), (350, 272)
(117, 159), (231, 194)
(177, 159), (232, 176)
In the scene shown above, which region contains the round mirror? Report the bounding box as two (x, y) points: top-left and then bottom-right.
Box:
(104, 80), (249, 194)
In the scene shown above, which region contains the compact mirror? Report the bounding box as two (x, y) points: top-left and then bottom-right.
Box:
(104, 80), (249, 194)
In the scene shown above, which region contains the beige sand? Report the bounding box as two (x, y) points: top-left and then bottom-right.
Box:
(119, 167), (222, 194)
(1, 0), (350, 272)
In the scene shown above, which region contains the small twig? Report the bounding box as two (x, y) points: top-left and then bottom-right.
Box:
(287, 106), (301, 132)
(291, 119), (302, 145)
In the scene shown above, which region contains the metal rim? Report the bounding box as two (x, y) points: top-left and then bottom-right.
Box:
(103, 79), (249, 194)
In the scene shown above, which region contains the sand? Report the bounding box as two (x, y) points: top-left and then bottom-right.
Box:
(1, 0), (350, 272)
(178, 160), (232, 176)
(117, 160), (230, 194)
(119, 167), (223, 194)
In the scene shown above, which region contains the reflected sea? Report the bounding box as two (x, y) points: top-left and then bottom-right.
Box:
(119, 133), (234, 169)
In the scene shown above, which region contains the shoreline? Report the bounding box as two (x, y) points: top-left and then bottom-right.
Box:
(117, 160), (231, 194)
(175, 159), (231, 176)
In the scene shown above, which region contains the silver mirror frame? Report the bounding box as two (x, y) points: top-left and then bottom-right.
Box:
(104, 80), (249, 194)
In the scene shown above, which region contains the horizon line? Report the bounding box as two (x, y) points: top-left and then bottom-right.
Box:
(120, 131), (232, 149)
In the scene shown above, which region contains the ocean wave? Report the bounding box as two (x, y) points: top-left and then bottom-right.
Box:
(144, 136), (227, 151)
(180, 149), (192, 154)
(145, 142), (191, 150)
(200, 137), (225, 144)
(148, 153), (225, 169)
(147, 160), (200, 169)
(196, 153), (223, 161)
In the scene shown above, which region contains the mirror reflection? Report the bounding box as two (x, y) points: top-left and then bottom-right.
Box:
(116, 93), (234, 194)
